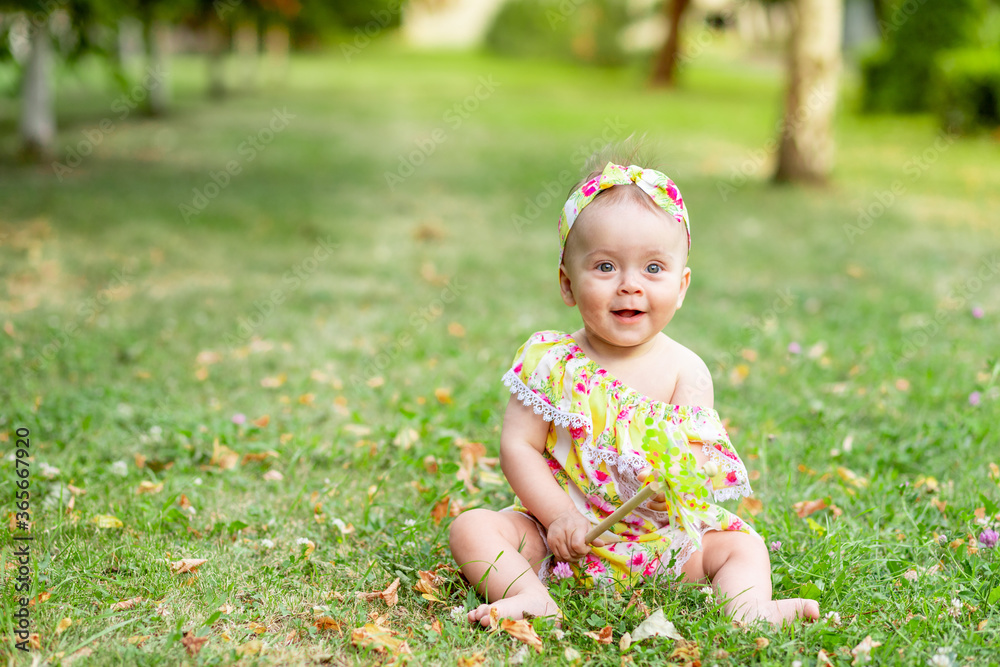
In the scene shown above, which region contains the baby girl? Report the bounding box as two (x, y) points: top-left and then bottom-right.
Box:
(449, 156), (820, 627)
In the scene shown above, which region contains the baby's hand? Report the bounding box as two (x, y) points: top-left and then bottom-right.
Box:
(638, 467), (668, 513)
(546, 510), (604, 562)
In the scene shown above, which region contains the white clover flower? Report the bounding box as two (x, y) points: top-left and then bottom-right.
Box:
(111, 460), (128, 477)
(39, 462), (60, 479)
(792, 661), (803, 667)
(929, 648), (953, 667)
(449, 606), (466, 622)
(824, 611), (841, 625)
(404, 519), (417, 527)
(331, 518), (347, 533)
(194, 478), (203, 486)
(295, 537), (311, 546)
(903, 569), (919, 582)
(260, 539), (274, 549)
(149, 425), (162, 438)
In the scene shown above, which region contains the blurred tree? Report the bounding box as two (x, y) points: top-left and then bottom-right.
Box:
(861, 0), (985, 112)
(773, 0), (844, 183)
(649, 0), (690, 87)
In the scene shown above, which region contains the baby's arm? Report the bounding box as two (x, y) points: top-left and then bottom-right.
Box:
(500, 395), (602, 561)
(668, 347), (715, 467)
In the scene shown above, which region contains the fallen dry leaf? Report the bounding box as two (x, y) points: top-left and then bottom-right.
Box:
(500, 618), (543, 653)
(181, 631), (208, 656)
(793, 498), (830, 518)
(414, 570), (444, 601)
(252, 414), (271, 427)
(837, 466), (869, 488)
(260, 374), (285, 388)
(755, 637), (770, 649)
(242, 451), (278, 464)
(448, 321), (465, 337)
(136, 481), (163, 495)
(210, 439), (239, 470)
(435, 387), (453, 405)
(583, 625), (613, 644)
(625, 590), (649, 616)
(670, 638), (700, 662)
(619, 632), (632, 651)
(56, 618), (72, 634)
(111, 597), (143, 611)
(457, 653), (487, 666)
(851, 635), (882, 665)
(60, 647), (92, 666)
(430, 618), (442, 634)
(169, 558), (207, 574)
(127, 635), (150, 645)
(236, 639), (262, 657)
(818, 648), (835, 667)
(356, 578), (400, 608)
(90, 514), (124, 529)
(263, 470), (283, 481)
(350, 623), (412, 655)
(738, 496), (763, 516)
(631, 608), (683, 642)
(248, 621), (268, 634)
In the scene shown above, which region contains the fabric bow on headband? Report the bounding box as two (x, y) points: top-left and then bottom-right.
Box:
(557, 162), (691, 265)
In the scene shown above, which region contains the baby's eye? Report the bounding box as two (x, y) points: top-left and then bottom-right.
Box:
(646, 263), (661, 274)
(598, 262), (614, 272)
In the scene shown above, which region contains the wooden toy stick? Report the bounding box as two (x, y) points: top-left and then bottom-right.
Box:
(585, 478), (663, 544)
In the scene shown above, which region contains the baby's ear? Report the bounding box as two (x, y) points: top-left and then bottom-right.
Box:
(675, 266), (692, 309)
(559, 265), (577, 307)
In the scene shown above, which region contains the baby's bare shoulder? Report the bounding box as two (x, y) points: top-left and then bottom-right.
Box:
(660, 337), (714, 407)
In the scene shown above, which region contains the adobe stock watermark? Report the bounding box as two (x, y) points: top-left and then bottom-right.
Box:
(340, 0), (402, 62)
(383, 76), (501, 191)
(224, 235), (339, 349)
(843, 131), (956, 244)
(716, 85), (831, 201)
(877, 0), (929, 37)
(511, 116), (629, 234)
(27, 264), (136, 373)
(898, 254), (999, 363)
(180, 107), (295, 224)
(51, 66), (168, 181)
(350, 277), (467, 387)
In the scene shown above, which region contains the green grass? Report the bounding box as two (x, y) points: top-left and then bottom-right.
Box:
(1, 39), (999, 665)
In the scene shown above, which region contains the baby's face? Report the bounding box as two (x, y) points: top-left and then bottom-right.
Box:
(559, 196), (691, 353)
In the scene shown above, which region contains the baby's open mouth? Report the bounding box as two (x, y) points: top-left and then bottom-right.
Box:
(613, 309), (644, 318)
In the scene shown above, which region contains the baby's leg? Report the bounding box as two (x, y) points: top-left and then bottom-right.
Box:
(682, 530), (820, 626)
(449, 509), (558, 627)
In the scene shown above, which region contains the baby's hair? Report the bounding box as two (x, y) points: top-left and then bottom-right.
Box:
(568, 134), (669, 223)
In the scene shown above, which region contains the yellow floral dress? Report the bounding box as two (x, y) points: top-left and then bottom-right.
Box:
(502, 331), (759, 588)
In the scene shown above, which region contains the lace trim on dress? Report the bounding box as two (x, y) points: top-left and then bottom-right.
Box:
(501, 369), (588, 430)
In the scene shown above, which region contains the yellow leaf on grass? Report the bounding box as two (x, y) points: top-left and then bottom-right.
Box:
(837, 466), (869, 488)
(136, 481), (163, 495)
(56, 618), (72, 634)
(448, 322), (466, 337)
(414, 570), (443, 600)
(169, 558), (208, 574)
(806, 518), (826, 535)
(670, 639), (700, 661)
(242, 450), (278, 464)
(500, 618), (543, 653)
(195, 367), (209, 381)
(252, 414), (270, 428)
(350, 623), (412, 655)
(435, 387), (453, 405)
(236, 639), (263, 657)
(457, 653), (487, 666)
(260, 374), (286, 388)
(248, 621), (268, 634)
(90, 514), (123, 529)
(210, 439), (239, 470)
(128, 635), (150, 645)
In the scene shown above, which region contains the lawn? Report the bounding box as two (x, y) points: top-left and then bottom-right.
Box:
(1, 38), (999, 666)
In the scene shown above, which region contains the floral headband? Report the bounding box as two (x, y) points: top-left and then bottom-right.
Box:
(558, 162), (691, 265)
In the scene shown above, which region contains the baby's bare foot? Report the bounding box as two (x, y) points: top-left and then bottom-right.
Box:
(733, 598), (820, 626)
(468, 591), (561, 628)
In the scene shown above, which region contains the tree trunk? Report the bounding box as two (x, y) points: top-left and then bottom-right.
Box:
(234, 20), (259, 90)
(773, 0), (843, 184)
(19, 22), (55, 161)
(142, 17), (170, 116)
(650, 0), (691, 88)
(206, 18), (228, 99)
